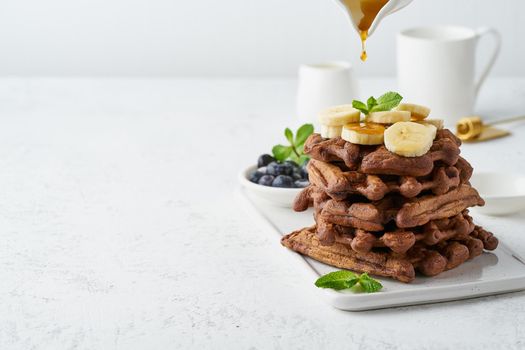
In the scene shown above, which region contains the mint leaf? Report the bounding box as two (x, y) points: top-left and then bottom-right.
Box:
(285, 128), (294, 145)
(353, 92), (403, 115)
(359, 273), (383, 293)
(376, 91), (402, 105)
(270, 123), (313, 164)
(295, 124), (314, 147)
(367, 96), (377, 111)
(298, 154), (310, 166)
(272, 145), (292, 162)
(370, 91), (403, 112)
(288, 152), (299, 164)
(296, 142), (304, 154)
(315, 270), (383, 293)
(352, 100), (368, 115)
(315, 270), (359, 290)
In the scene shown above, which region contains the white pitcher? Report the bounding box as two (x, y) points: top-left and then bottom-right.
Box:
(334, 0), (414, 37)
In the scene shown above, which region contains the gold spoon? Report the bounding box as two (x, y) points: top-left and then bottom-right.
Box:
(456, 115), (525, 141)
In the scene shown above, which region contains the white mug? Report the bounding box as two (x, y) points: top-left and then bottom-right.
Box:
(296, 61), (358, 126)
(397, 26), (501, 125)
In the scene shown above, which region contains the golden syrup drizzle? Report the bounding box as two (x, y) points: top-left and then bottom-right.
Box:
(346, 122), (385, 134)
(360, 30), (368, 61)
(342, 0), (389, 61)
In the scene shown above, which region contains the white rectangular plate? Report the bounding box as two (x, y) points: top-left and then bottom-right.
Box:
(237, 187), (525, 311)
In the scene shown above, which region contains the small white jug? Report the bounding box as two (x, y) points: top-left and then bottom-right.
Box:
(296, 62), (358, 126)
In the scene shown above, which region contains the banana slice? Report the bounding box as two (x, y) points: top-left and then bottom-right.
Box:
(319, 105), (361, 126)
(320, 124), (343, 139)
(384, 121), (434, 157)
(366, 111), (411, 124)
(395, 103), (431, 120)
(341, 123), (385, 145)
(424, 124), (437, 140)
(416, 118), (444, 130)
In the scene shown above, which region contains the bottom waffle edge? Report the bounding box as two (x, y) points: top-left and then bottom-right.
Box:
(281, 225), (498, 283)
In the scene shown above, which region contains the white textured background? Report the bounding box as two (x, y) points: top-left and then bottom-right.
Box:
(0, 0), (523, 77)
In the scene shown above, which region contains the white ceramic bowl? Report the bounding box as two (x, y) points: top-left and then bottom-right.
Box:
(470, 172), (525, 216)
(238, 165), (303, 207)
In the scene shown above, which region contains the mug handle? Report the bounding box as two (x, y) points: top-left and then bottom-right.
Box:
(474, 27), (501, 97)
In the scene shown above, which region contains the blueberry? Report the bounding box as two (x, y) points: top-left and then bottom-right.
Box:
(257, 166), (267, 174)
(266, 162), (279, 175)
(249, 170), (265, 183)
(292, 167), (302, 180)
(258, 154), (275, 168)
(267, 162), (292, 176)
(280, 163), (294, 176)
(284, 160), (298, 168)
(294, 179), (310, 188)
(272, 175), (294, 188)
(300, 164), (309, 179)
(258, 175), (274, 187)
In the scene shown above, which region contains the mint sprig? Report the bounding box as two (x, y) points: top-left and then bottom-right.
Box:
(352, 91), (403, 115)
(315, 270), (359, 290)
(358, 273), (383, 293)
(315, 270), (383, 293)
(272, 124), (314, 165)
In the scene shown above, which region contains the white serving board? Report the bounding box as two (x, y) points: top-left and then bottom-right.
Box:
(237, 187), (525, 311)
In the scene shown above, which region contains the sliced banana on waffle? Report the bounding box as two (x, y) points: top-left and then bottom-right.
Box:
(341, 123), (385, 145)
(384, 121), (436, 157)
(424, 123), (437, 140)
(320, 124), (344, 139)
(319, 105), (361, 126)
(395, 103), (431, 121)
(415, 118), (444, 130)
(366, 110), (411, 124)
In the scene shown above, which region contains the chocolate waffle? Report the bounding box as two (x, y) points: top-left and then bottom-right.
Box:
(317, 210), (490, 255)
(281, 226), (497, 283)
(308, 157), (473, 201)
(295, 184), (484, 233)
(303, 129), (461, 177)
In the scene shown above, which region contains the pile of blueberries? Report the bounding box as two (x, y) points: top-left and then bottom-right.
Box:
(249, 154), (309, 188)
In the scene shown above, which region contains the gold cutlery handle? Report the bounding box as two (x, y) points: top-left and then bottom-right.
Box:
(488, 115), (525, 126)
(456, 117), (483, 141)
(456, 115), (525, 141)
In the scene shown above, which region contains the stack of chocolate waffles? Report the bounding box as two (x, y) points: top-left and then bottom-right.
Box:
(281, 129), (499, 283)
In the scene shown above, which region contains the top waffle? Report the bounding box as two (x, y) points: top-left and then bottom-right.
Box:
(304, 129), (461, 177)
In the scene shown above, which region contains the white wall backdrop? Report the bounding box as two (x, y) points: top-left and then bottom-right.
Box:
(0, 0), (523, 77)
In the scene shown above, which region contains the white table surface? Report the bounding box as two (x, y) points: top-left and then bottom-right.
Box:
(0, 77), (524, 350)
